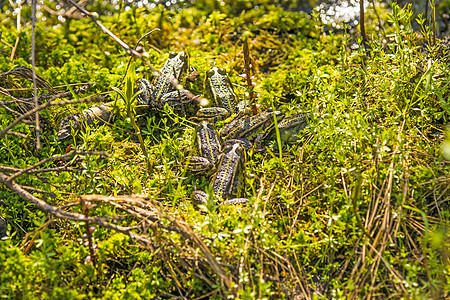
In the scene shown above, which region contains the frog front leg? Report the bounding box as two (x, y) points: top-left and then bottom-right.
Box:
(185, 156), (215, 174)
(160, 90), (201, 116)
(253, 131), (267, 150)
(195, 107), (231, 123)
(136, 78), (155, 106)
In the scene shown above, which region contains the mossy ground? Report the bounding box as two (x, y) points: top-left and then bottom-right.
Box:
(0, 1), (449, 299)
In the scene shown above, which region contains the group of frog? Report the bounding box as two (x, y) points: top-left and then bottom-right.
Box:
(133, 51), (309, 205)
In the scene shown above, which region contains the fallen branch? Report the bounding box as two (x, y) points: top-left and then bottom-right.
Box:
(0, 66), (56, 94)
(79, 194), (234, 290)
(41, 0), (88, 20)
(0, 171), (154, 246)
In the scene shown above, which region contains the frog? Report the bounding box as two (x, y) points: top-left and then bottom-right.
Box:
(219, 109), (285, 148)
(212, 140), (247, 200)
(265, 112), (309, 146)
(191, 190), (248, 205)
(136, 51), (195, 111)
(192, 66), (254, 123)
(190, 139), (249, 205)
(185, 121), (222, 174)
(204, 67), (238, 114)
(194, 107), (231, 123)
(57, 52), (196, 140)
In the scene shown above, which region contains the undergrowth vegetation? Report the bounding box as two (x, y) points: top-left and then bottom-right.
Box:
(0, 1), (449, 299)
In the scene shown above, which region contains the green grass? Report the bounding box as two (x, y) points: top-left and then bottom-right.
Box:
(0, 1), (449, 299)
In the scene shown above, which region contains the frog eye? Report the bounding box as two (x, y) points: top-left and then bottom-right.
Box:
(207, 69), (215, 76)
(217, 68), (226, 75)
(169, 52), (178, 58)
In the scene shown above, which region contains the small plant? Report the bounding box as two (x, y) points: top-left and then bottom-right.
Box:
(111, 63), (149, 173)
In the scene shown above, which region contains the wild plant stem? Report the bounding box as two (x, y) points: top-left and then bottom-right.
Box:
(126, 102), (149, 173)
(82, 199), (97, 268)
(243, 38), (257, 115)
(360, 0), (369, 50)
(31, 0), (40, 150)
(431, 0), (436, 46)
(352, 174), (374, 242)
(271, 101), (283, 162)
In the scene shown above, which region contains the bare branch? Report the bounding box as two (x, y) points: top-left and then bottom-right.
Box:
(0, 86), (17, 100)
(42, 0), (89, 19)
(21, 185), (56, 198)
(0, 95), (105, 138)
(1, 85), (88, 106)
(5, 131), (28, 138)
(0, 165), (75, 175)
(0, 66), (56, 94)
(0, 101), (22, 117)
(79, 194), (234, 289)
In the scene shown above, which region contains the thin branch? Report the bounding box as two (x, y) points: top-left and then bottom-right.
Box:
(1, 85), (88, 106)
(243, 38), (256, 115)
(0, 86), (18, 100)
(42, 0), (88, 19)
(0, 101), (23, 117)
(0, 66), (57, 95)
(0, 95), (105, 138)
(21, 218), (54, 255)
(0, 165), (75, 174)
(360, 0), (369, 50)
(21, 185), (56, 198)
(370, 0), (385, 37)
(9, 1), (24, 61)
(5, 131), (28, 138)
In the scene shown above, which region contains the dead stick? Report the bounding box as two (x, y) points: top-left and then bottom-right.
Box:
(0, 96), (104, 138)
(9, 0), (23, 61)
(360, 0), (369, 50)
(243, 38), (257, 115)
(1, 86), (88, 106)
